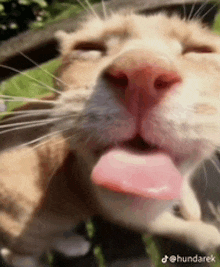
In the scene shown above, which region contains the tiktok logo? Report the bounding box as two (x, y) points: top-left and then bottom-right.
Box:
(161, 255), (169, 264)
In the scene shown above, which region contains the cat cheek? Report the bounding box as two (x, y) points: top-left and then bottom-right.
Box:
(194, 104), (218, 115)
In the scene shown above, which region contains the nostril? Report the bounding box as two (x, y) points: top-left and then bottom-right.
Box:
(105, 71), (128, 88)
(154, 75), (170, 90)
(154, 74), (181, 91)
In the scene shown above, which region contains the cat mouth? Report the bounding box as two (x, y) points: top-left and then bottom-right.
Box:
(91, 135), (183, 200)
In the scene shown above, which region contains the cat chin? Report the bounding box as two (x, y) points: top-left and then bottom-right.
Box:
(95, 187), (220, 253)
(95, 187), (175, 231)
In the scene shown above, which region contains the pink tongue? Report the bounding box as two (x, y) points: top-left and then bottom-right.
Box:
(92, 148), (182, 200)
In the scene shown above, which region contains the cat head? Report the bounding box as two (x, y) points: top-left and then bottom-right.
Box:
(55, 12), (220, 178)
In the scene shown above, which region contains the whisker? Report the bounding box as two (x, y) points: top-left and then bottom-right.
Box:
(101, 0), (107, 19)
(200, 2), (218, 21)
(0, 111), (53, 123)
(0, 109), (53, 116)
(2, 110), (81, 122)
(36, 132), (72, 150)
(2, 99), (54, 104)
(207, 201), (219, 220)
(18, 52), (69, 89)
(0, 118), (59, 136)
(187, 1), (196, 20)
(0, 95), (56, 104)
(76, 0), (90, 12)
(192, 0), (209, 20)
(0, 118), (59, 129)
(181, 0), (187, 21)
(208, 200), (220, 223)
(209, 156), (220, 174)
(0, 64), (62, 95)
(84, 0), (100, 19)
(29, 127), (72, 149)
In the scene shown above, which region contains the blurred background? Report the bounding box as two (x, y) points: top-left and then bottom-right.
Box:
(0, 0), (101, 42)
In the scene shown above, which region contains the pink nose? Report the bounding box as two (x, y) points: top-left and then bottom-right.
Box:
(105, 54), (182, 116)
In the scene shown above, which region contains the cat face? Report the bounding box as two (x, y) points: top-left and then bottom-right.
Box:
(56, 12), (220, 180)
(48, 12), (220, 232)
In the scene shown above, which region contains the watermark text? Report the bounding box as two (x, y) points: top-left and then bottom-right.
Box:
(161, 254), (215, 264)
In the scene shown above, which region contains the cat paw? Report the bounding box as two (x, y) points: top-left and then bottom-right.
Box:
(187, 222), (220, 252)
(0, 248), (43, 267)
(52, 233), (91, 257)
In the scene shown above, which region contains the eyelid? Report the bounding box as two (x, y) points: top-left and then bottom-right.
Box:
(73, 41), (107, 53)
(182, 45), (214, 54)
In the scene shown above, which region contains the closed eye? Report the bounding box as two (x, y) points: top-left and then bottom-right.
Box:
(74, 41), (107, 54)
(183, 45), (214, 54)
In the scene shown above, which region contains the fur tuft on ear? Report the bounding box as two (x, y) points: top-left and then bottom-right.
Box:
(55, 30), (70, 41)
(55, 30), (75, 55)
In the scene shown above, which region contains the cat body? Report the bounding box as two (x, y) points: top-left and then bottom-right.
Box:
(1, 9), (220, 266)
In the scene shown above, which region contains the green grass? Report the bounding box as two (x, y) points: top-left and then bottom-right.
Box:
(214, 12), (220, 32)
(144, 235), (164, 267)
(0, 59), (61, 112)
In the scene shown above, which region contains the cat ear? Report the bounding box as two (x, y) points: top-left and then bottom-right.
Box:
(55, 30), (70, 42)
(55, 30), (75, 55)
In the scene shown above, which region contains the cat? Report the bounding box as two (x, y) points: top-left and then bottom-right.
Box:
(1, 4), (220, 267)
